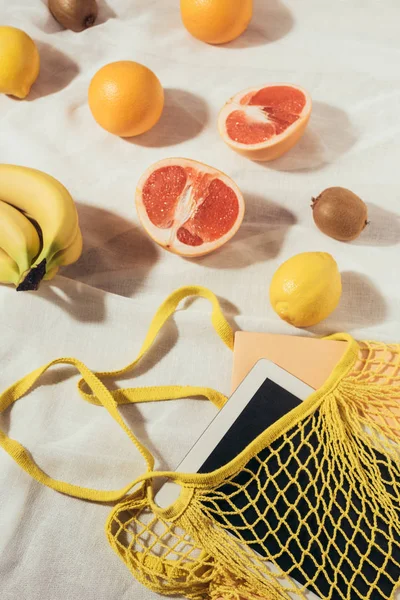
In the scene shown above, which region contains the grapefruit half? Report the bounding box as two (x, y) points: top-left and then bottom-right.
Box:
(218, 83), (312, 162)
(136, 158), (245, 257)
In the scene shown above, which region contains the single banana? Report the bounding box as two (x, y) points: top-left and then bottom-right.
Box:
(0, 164), (81, 289)
(47, 226), (83, 271)
(33, 229), (82, 284)
(44, 265), (59, 281)
(0, 248), (20, 286)
(0, 199), (41, 280)
(18, 207), (83, 290)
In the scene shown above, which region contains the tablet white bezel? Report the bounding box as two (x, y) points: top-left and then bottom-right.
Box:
(156, 359), (314, 507)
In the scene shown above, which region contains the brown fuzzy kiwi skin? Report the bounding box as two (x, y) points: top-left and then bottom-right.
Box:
(312, 186), (368, 242)
(48, 0), (98, 32)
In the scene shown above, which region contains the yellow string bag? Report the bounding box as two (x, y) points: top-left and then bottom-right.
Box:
(0, 286), (399, 600)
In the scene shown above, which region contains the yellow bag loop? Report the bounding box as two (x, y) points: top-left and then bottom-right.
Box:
(0, 286), (233, 503)
(77, 284), (234, 405)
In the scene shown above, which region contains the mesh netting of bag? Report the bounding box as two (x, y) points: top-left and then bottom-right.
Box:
(106, 340), (400, 600)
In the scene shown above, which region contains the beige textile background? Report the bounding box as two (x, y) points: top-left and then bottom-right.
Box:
(1, 1), (400, 598)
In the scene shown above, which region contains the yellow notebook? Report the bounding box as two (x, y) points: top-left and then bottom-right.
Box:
(232, 332), (348, 392)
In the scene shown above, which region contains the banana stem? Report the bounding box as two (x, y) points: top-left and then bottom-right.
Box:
(16, 259), (46, 292)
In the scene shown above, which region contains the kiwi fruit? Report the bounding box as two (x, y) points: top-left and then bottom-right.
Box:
(312, 187), (368, 242)
(48, 0), (98, 32)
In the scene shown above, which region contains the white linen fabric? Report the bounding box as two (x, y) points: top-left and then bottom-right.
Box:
(1, 1), (400, 598)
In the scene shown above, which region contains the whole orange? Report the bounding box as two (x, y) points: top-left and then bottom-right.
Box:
(88, 61), (164, 137)
(180, 0), (253, 45)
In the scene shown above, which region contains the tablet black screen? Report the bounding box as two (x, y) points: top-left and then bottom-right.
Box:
(199, 378), (301, 473)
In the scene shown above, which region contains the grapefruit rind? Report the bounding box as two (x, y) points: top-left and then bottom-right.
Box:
(136, 158), (245, 257)
(218, 84), (312, 162)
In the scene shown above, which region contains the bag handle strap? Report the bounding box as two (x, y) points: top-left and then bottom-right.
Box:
(0, 286), (234, 503)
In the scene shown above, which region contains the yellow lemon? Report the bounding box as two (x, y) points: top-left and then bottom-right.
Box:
(269, 252), (342, 327)
(0, 26), (40, 98)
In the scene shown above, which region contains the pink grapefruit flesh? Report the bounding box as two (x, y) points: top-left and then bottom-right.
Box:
(218, 84), (312, 162)
(136, 158), (245, 257)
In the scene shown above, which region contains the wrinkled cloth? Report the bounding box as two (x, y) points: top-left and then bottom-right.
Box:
(1, 1), (400, 599)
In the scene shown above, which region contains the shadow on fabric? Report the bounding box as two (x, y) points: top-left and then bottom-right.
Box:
(36, 276), (107, 323)
(222, 0), (294, 48)
(311, 271), (388, 334)
(126, 89), (209, 148)
(352, 204), (400, 247)
(34, 203), (159, 323)
(62, 202), (160, 298)
(27, 42), (79, 100)
(96, 0), (117, 25)
(262, 101), (358, 172)
(195, 194), (296, 270)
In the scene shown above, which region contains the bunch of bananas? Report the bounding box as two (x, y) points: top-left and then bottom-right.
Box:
(0, 164), (82, 291)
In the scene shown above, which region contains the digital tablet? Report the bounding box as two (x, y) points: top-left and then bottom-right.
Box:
(156, 358), (313, 508)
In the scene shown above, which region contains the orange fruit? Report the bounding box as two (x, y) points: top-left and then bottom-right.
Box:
(136, 158), (245, 257)
(88, 61), (164, 137)
(218, 83), (312, 161)
(180, 0), (252, 45)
